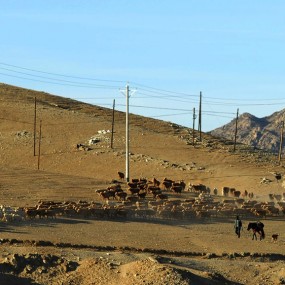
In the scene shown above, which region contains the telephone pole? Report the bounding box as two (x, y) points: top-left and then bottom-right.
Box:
(192, 107), (196, 146)
(33, 97), (37, 156)
(233, 108), (239, 152)
(111, 99), (115, 149)
(121, 84), (136, 182)
(278, 121), (284, 164)
(198, 91), (202, 141)
(125, 85), (130, 182)
(37, 120), (42, 170)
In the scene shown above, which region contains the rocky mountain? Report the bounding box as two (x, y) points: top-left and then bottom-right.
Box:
(210, 109), (285, 153)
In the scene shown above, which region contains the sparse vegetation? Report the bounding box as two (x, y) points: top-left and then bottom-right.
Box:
(1, 83), (285, 285)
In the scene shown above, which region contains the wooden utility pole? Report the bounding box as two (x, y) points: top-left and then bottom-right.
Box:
(111, 99), (115, 149)
(33, 97), (37, 156)
(37, 120), (42, 170)
(278, 121), (284, 164)
(120, 84), (135, 182)
(192, 107), (196, 146)
(233, 108), (239, 152)
(198, 91), (202, 141)
(125, 85), (130, 182)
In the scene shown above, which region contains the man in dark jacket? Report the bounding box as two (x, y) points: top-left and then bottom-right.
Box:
(234, 215), (242, 238)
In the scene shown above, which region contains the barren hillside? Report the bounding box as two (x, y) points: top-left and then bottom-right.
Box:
(211, 110), (285, 153)
(0, 83), (283, 195)
(1, 83), (285, 285)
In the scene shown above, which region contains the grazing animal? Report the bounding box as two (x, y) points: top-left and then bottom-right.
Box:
(117, 171), (125, 180)
(275, 173), (282, 182)
(272, 234), (279, 242)
(222, 187), (230, 196)
(247, 222), (265, 240)
(155, 193), (168, 200)
(269, 193), (274, 201)
(152, 177), (160, 187)
(233, 190), (241, 198)
(138, 191), (147, 199)
(248, 192), (254, 199)
(115, 191), (127, 201)
(171, 185), (183, 194)
(190, 183), (208, 193)
(162, 179), (173, 191)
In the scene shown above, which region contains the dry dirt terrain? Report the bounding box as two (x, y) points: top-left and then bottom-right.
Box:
(0, 84), (285, 284)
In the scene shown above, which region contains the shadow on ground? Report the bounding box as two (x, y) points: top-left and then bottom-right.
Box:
(0, 273), (40, 285)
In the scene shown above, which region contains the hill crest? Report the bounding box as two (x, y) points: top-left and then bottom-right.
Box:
(210, 109), (285, 153)
(0, 83), (283, 203)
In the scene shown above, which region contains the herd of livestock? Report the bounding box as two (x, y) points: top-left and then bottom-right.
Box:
(1, 176), (285, 224)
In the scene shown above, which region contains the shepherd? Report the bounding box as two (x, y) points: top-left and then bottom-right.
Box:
(234, 215), (243, 238)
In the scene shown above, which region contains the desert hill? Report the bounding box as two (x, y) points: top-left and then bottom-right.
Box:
(0, 83), (284, 206)
(1, 83), (285, 285)
(210, 109), (285, 153)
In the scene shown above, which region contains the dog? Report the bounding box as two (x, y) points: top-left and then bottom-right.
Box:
(272, 234), (279, 242)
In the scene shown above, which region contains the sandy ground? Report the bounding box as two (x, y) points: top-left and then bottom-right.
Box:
(1, 214), (285, 285)
(1, 84), (285, 284)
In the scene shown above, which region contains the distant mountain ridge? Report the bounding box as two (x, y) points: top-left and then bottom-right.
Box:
(210, 109), (285, 153)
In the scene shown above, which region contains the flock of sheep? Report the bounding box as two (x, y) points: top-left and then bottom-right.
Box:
(1, 175), (285, 223)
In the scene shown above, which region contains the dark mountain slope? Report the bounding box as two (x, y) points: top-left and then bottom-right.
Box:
(210, 110), (285, 153)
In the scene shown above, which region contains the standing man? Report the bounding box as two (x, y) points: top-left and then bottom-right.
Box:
(234, 215), (242, 238)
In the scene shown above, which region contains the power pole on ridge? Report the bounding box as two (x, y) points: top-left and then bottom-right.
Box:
(37, 120), (42, 170)
(192, 107), (196, 146)
(278, 120), (284, 164)
(111, 99), (115, 149)
(233, 108), (239, 152)
(120, 84), (136, 182)
(198, 91), (202, 141)
(34, 97), (37, 156)
(126, 85), (130, 182)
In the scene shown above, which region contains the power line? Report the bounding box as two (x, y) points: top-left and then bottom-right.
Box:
(131, 81), (199, 97)
(2, 62), (285, 107)
(116, 103), (192, 112)
(152, 112), (193, 118)
(0, 62), (125, 83)
(0, 67), (122, 89)
(203, 99), (285, 106)
(136, 91), (200, 104)
(0, 72), (120, 89)
(205, 95), (285, 101)
(115, 103), (236, 115)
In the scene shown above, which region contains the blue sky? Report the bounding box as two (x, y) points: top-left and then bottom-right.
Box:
(1, 1), (285, 131)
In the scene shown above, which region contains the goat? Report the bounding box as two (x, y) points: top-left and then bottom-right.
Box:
(118, 171), (125, 180)
(272, 234), (279, 242)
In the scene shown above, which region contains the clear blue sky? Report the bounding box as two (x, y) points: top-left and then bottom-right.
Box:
(1, 1), (285, 131)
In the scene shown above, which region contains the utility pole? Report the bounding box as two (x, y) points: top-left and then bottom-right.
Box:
(37, 120), (42, 170)
(198, 91), (202, 141)
(121, 84), (136, 182)
(192, 107), (196, 146)
(33, 97), (37, 156)
(111, 99), (115, 149)
(278, 121), (284, 164)
(233, 108), (239, 152)
(120, 84), (136, 182)
(125, 85), (130, 182)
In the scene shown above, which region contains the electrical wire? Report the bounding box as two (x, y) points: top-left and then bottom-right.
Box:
(131, 81), (199, 97)
(2, 62), (285, 106)
(1, 62), (285, 128)
(0, 72), (120, 89)
(0, 62), (125, 83)
(0, 67), (122, 89)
